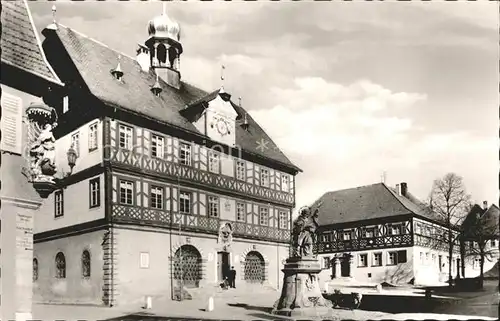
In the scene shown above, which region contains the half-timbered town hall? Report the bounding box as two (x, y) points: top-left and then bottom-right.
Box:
(31, 6), (301, 306)
(312, 182), (475, 287)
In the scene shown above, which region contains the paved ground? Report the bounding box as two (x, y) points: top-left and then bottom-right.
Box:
(32, 282), (498, 321)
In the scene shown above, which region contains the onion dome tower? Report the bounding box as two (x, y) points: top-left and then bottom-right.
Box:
(144, 4), (183, 90)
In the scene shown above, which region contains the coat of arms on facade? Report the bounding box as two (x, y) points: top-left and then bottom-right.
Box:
(218, 222), (233, 251)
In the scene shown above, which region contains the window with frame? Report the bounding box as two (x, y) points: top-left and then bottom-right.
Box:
(89, 177), (100, 208)
(82, 250), (91, 278)
(259, 207), (269, 226)
(119, 124), (133, 150)
(260, 168), (269, 187)
(389, 224), (402, 235)
(281, 175), (290, 192)
(358, 254), (368, 267)
(140, 252), (150, 269)
(208, 196), (219, 217)
(71, 132), (80, 156)
(342, 230), (352, 241)
(236, 202), (245, 222)
(150, 186), (164, 209)
(388, 252), (397, 265)
(179, 191), (192, 214)
(54, 190), (64, 217)
(279, 211), (288, 229)
(432, 253), (436, 264)
(491, 239), (497, 247)
(88, 123), (98, 152)
(120, 180), (134, 205)
(388, 250), (407, 265)
(179, 142), (192, 166)
(425, 252), (430, 263)
(55, 252), (66, 278)
(323, 257), (331, 269)
(208, 151), (220, 174)
(236, 161), (246, 181)
(364, 227), (375, 238)
(372, 252), (382, 266)
(420, 252), (424, 264)
(151, 134), (164, 159)
(415, 223), (422, 234)
(33, 258), (38, 281)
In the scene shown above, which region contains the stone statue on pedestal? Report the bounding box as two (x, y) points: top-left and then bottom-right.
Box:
(272, 202), (336, 318)
(291, 203), (321, 258)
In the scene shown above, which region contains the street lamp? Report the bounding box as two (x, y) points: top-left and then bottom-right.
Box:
(65, 145), (78, 177)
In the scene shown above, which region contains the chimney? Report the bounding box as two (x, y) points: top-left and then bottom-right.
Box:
(395, 184), (401, 196)
(155, 67), (181, 90)
(136, 44), (150, 72)
(483, 201), (488, 210)
(400, 182), (408, 197)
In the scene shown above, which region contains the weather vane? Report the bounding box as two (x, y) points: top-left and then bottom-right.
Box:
(52, 5), (57, 24)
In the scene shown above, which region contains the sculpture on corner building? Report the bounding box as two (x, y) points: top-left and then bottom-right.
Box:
(22, 102), (60, 198)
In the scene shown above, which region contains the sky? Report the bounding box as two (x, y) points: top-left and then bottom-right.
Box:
(29, 1), (499, 214)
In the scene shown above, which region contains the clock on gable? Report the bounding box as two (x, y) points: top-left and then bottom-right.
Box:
(215, 118), (230, 136)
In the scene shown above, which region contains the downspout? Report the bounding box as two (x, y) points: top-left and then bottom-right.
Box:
(170, 184), (174, 300)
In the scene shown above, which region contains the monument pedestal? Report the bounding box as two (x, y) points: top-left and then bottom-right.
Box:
(272, 257), (334, 318)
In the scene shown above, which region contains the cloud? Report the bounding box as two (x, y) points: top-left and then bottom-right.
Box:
(248, 77), (495, 217)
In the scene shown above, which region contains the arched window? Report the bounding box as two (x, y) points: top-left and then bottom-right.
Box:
(157, 44), (167, 65)
(55, 252), (66, 279)
(33, 258), (39, 281)
(82, 250), (91, 278)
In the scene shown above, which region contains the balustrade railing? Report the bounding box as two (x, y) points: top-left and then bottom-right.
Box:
(108, 146), (294, 205)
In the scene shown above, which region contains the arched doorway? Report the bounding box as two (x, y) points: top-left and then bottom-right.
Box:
(173, 245), (202, 288)
(244, 251), (265, 284)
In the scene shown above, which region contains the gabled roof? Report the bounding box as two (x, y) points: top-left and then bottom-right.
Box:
(41, 24), (300, 172)
(1, 0), (61, 85)
(462, 204), (500, 237)
(313, 183), (442, 226)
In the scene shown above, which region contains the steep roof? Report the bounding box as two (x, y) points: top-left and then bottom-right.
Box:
(1, 0), (61, 84)
(313, 183), (442, 226)
(462, 204), (500, 238)
(41, 24), (301, 172)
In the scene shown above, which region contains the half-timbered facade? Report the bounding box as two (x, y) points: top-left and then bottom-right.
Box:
(32, 8), (300, 306)
(312, 182), (470, 286)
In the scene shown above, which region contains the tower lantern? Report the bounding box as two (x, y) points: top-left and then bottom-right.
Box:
(144, 3), (183, 89)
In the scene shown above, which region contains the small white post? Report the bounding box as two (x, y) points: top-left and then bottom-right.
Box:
(145, 295), (152, 309)
(207, 296), (214, 312)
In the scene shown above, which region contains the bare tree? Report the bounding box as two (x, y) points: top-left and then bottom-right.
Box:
(429, 173), (472, 286)
(461, 205), (499, 286)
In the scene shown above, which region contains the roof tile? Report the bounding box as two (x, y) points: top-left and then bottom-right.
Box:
(1, 0), (60, 83)
(46, 25), (300, 171)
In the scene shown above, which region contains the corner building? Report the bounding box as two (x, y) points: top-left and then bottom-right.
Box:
(312, 182), (472, 287)
(32, 9), (301, 306)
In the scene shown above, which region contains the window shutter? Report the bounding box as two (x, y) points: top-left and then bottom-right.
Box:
(1, 93), (23, 154)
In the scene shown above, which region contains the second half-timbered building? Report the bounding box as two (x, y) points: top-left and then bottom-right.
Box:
(31, 7), (301, 306)
(312, 182), (473, 287)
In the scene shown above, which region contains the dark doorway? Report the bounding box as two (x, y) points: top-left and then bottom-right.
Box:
(438, 255), (443, 272)
(341, 255), (350, 277)
(456, 258), (460, 277)
(217, 252), (230, 282)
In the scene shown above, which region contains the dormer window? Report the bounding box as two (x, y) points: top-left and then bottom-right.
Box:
(110, 56), (124, 81)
